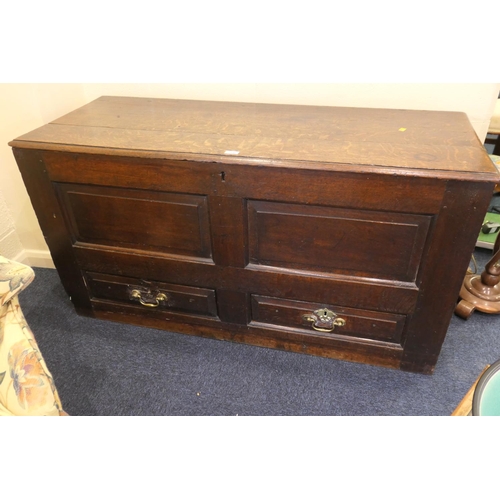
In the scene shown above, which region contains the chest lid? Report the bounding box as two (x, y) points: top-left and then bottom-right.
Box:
(9, 95), (499, 181)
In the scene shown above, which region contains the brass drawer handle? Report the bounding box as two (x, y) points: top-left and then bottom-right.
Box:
(131, 290), (168, 308)
(303, 308), (346, 333)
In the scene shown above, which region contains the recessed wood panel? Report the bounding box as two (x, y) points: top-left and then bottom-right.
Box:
(247, 200), (431, 282)
(55, 183), (212, 260)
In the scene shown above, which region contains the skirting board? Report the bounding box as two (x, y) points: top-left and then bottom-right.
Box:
(13, 249), (55, 269)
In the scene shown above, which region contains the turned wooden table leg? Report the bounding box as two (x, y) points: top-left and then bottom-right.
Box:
(456, 232), (500, 318)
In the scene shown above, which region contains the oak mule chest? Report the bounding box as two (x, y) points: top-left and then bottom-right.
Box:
(10, 96), (499, 374)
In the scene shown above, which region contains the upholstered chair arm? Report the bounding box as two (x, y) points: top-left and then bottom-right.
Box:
(0, 256), (35, 307)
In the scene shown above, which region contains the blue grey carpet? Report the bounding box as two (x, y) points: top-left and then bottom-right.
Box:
(19, 248), (500, 416)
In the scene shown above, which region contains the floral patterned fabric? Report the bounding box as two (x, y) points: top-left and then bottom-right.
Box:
(0, 256), (34, 307)
(0, 256), (64, 416)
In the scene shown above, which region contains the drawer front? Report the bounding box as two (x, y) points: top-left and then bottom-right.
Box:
(247, 200), (432, 282)
(86, 272), (218, 318)
(251, 295), (406, 345)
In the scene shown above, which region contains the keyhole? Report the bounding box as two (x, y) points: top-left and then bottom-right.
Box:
(220, 171), (226, 182)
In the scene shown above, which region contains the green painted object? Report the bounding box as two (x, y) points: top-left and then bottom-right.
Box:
(473, 360), (500, 416)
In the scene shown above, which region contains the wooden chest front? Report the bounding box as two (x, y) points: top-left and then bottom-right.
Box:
(10, 97), (499, 373)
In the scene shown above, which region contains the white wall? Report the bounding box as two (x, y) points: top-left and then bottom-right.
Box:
(82, 83), (500, 140)
(0, 84), (87, 266)
(1, 83), (499, 267)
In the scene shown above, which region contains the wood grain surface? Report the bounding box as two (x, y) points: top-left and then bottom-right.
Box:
(10, 96), (498, 179)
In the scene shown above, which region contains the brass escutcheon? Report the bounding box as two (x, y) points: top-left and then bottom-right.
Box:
(302, 307), (346, 333)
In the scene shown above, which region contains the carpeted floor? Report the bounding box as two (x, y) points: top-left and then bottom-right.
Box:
(17, 247), (500, 416)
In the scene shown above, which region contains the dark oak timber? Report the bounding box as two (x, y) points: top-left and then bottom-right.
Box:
(12, 148), (91, 311)
(10, 96), (500, 373)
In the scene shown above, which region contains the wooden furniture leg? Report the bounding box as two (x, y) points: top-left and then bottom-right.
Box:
(456, 232), (500, 319)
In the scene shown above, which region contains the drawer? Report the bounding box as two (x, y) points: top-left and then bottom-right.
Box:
(85, 272), (218, 318)
(250, 295), (406, 345)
